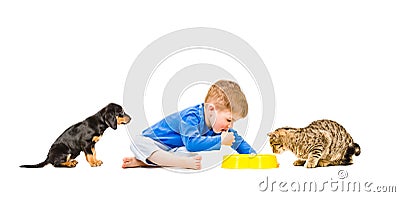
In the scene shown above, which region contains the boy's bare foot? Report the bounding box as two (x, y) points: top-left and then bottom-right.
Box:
(121, 157), (148, 168)
(182, 155), (202, 170)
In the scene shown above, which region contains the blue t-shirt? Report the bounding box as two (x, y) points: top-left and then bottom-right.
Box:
(142, 103), (256, 154)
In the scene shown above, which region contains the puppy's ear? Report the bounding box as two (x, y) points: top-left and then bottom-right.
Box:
(105, 112), (117, 130)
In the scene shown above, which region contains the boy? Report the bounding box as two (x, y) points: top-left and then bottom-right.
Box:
(122, 80), (256, 170)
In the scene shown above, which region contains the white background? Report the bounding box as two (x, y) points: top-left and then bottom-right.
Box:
(1, 0), (399, 196)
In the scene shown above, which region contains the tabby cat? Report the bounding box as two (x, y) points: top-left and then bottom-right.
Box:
(268, 119), (360, 168)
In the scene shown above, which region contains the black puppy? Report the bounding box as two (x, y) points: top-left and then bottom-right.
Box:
(20, 103), (131, 168)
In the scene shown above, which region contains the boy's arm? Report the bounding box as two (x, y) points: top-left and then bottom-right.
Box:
(179, 113), (221, 152)
(181, 134), (221, 152)
(229, 128), (257, 154)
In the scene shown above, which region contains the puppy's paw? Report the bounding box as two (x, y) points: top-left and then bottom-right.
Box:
(95, 160), (103, 166)
(89, 160), (103, 167)
(70, 159), (78, 167)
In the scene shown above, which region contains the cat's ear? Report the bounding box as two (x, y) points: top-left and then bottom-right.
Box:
(267, 132), (274, 138)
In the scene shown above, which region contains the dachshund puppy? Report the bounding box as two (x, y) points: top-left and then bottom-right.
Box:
(20, 103), (131, 168)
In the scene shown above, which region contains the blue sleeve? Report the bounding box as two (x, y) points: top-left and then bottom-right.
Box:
(182, 135), (221, 152)
(179, 112), (221, 152)
(230, 128), (257, 154)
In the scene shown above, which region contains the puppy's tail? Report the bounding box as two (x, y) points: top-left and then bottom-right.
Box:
(20, 160), (49, 168)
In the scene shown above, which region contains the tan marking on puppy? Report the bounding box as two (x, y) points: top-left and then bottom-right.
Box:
(117, 116), (131, 125)
(60, 154), (78, 167)
(92, 135), (102, 143)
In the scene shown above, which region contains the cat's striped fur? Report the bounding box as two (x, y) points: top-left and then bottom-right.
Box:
(268, 119), (360, 168)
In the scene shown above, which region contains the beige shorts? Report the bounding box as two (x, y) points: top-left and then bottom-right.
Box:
(129, 134), (197, 165)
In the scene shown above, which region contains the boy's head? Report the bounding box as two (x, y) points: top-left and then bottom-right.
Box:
(204, 80), (248, 132)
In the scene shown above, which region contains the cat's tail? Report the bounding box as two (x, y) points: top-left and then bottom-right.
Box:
(346, 142), (361, 157)
(353, 143), (361, 156)
(336, 143), (360, 166)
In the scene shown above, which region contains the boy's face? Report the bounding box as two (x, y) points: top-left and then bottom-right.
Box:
(211, 109), (239, 133)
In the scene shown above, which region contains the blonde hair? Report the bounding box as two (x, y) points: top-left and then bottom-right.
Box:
(205, 80), (248, 118)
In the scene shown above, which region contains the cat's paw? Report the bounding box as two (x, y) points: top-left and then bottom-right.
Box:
(305, 161), (317, 168)
(293, 159), (306, 166)
(317, 159), (331, 167)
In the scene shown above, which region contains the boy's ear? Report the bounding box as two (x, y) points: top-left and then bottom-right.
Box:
(206, 103), (216, 114)
(208, 104), (218, 117)
(207, 103), (215, 111)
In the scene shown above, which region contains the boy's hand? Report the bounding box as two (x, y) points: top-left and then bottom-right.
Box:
(221, 131), (235, 146)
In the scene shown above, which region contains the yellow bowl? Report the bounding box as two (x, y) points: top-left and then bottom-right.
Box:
(221, 154), (279, 169)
